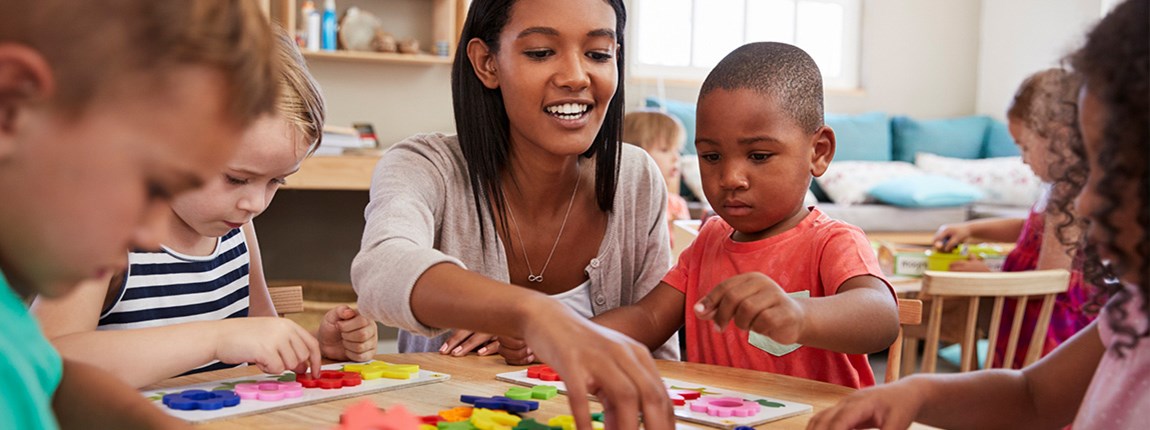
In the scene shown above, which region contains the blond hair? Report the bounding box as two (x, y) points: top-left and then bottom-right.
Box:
(272, 27), (325, 156)
(0, 0), (279, 126)
(623, 109), (686, 152)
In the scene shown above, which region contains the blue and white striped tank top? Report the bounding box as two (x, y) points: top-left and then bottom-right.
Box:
(98, 228), (251, 374)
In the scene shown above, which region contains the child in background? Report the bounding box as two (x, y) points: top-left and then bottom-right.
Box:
(0, 1), (279, 428)
(595, 42), (899, 389)
(932, 68), (1105, 368)
(624, 109), (692, 237)
(811, 1), (1148, 427)
(31, 29), (377, 389)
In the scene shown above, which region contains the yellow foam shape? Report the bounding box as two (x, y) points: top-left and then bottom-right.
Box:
(420, 425), (438, 430)
(548, 415), (603, 430)
(342, 361), (420, 380)
(470, 408), (521, 430)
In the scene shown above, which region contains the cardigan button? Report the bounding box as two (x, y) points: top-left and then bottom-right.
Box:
(589, 258), (601, 268)
(594, 294), (606, 305)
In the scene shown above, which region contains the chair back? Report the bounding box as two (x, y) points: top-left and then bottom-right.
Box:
(268, 285), (305, 316)
(885, 298), (923, 383)
(919, 269), (1070, 372)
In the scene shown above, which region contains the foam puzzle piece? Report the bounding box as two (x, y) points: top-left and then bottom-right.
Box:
(547, 415), (604, 430)
(668, 388), (703, 406)
(460, 395), (539, 413)
(512, 419), (560, 430)
(297, 370), (363, 389)
(161, 390), (241, 411)
(438, 421), (478, 430)
(688, 397), (762, 418)
(344, 361), (421, 380)
(525, 365), (560, 381)
(470, 408), (522, 430)
(733, 427), (755, 430)
(438, 407), (474, 422)
(505, 385), (559, 401)
(420, 425), (438, 430)
(421, 415), (445, 425)
(335, 400), (422, 430)
(233, 382), (303, 401)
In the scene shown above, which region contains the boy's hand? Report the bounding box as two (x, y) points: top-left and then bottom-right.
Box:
(318, 305), (377, 362)
(439, 330), (501, 356)
(694, 272), (806, 344)
(806, 379), (926, 430)
(497, 336), (536, 365)
(215, 317), (322, 377)
(933, 223), (973, 252)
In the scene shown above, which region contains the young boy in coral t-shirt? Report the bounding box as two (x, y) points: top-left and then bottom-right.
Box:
(595, 42), (899, 389)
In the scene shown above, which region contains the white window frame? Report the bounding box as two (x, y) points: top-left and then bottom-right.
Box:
(630, 0), (862, 90)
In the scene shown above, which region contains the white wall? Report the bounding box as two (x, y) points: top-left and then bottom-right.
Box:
(975, 0), (1101, 119)
(628, 0), (984, 119)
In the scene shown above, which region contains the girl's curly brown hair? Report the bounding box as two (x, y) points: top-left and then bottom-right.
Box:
(1067, 0), (1150, 355)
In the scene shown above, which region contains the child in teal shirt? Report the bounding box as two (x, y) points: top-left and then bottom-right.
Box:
(0, 0), (279, 428)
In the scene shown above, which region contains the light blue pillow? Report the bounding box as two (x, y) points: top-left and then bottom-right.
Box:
(869, 175), (984, 207)
(825, 112), (892, 161)
(645, 97), (697, 155)
(891, 115), (990, 162)
(983, 119), (1020, 157)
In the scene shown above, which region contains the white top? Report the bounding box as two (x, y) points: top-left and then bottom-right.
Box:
(551, 279), (594, 319)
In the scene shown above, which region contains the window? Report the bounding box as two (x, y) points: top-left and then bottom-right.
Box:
(631, 0), (861, 90)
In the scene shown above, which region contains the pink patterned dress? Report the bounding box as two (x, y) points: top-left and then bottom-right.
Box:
(991, 205), (1104, 368)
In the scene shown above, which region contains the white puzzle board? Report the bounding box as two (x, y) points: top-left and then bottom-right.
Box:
(496, 369), (811, 429)
(142, 362), (450, 423)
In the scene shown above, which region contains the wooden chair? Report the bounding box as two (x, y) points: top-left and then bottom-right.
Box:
(885, 298), (923, 383)
(919, 269), (1070, 373)
(268, 285), (304, 316)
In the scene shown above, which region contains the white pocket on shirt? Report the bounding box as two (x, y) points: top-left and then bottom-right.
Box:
(747, 290), (809, 357)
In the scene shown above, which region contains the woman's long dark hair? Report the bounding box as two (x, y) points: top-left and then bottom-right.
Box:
(450, 0), (627, 244)
(1068, 0), (1150, 356)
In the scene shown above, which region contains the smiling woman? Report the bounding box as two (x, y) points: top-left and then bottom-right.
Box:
(351, 0), (679, 428)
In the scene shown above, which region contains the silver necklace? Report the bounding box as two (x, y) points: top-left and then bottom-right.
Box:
(504, 172), (581, 283)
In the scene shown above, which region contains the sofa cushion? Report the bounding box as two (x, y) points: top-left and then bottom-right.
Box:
(983, 119), (1020, 158)
(815, 161), (922, 205)
(891, 115), (989, 162)
(870, 175), (984, 207)
(915, 153), (1042, 207)
(826, 112), (893, 161)
(645, 97), (697, 155)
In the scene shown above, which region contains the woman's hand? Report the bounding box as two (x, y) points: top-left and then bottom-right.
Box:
(318, 305), (378, 362)
(520, 301), (674, 430)
(440, 330), (501, 356)
(497, 336), (535, 365)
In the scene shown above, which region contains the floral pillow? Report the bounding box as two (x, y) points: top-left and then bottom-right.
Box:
(915, 153), (1042, 207)
(814, 161), (923, 205)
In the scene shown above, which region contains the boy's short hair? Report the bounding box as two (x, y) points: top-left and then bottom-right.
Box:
(0, 0), (279, 127)
(273, 27), (325, 156)
(700, 42), (824, 134)
(623, 109), (686, 152)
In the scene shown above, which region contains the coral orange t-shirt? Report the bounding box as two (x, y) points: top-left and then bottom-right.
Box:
(663, 208), (893, 388)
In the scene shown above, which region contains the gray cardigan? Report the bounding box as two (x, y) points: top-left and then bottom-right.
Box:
(351, 133), (679, 359)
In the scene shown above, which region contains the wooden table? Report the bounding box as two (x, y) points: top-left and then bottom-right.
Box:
(147, 352), (872, 429)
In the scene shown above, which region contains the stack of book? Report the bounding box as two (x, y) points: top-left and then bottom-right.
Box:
(314, 125), (377, 156)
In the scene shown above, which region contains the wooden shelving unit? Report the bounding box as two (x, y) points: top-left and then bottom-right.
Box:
(282, 154), (381, 191)
(266, 0), (466, 67)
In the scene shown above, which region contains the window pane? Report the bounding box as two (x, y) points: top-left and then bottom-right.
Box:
(636, 0), (692, 67)
(692, 0), (745, 68)
(795, 1), (844, 78)
(746, 0), (796, 44)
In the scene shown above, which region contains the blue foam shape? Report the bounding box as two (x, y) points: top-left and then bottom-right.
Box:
(161, 389), (241, 411)
(460, 395), (539, 413)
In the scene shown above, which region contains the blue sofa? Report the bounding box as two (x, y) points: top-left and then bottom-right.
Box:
(646, 97), (1029, 232)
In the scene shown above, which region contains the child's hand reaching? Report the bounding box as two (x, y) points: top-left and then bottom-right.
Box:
(806, 379), (927, 430)
(318, 305), (378, 362)
(214, 317), (323, 376)
(933, 223), (973, 252)
(694, 272), (807, 344)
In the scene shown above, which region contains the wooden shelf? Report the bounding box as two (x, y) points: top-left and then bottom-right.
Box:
(283, 154), (382, 191)
(302, 50), (453, 65)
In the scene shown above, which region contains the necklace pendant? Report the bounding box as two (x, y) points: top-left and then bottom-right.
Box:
(528, 274), (543, 283)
